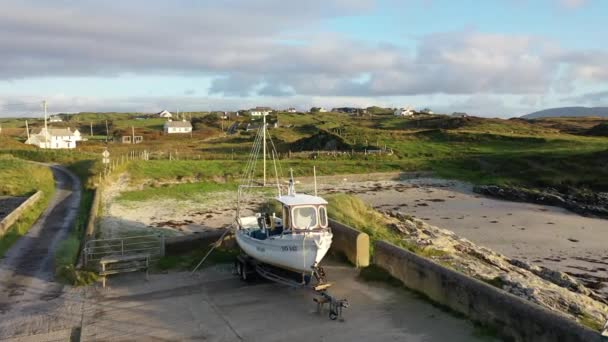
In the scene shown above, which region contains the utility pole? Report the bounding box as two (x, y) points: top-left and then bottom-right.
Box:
(131, 126), (135, 145)
(105, 120), (109, 142)
(90, 122), (93, 137)
(25, 120), (29, 140)
(43, 100), (48, 138)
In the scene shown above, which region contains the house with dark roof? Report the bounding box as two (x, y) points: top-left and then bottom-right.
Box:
(163, 120), (192, 134)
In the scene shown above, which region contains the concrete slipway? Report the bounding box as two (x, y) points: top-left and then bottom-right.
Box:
(77, 261), (495, 342)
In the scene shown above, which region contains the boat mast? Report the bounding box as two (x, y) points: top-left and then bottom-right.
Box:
(263, 112), (266, 186)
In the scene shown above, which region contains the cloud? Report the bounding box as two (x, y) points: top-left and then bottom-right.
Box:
(0, 0), (607, 118)
(562, 90), (608, 105)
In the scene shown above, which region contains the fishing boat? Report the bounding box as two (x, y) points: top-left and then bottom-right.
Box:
(234, 114), (333, 276)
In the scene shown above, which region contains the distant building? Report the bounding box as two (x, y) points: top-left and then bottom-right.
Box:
(286, 107), (297, 113)
(332, 107), (361, 114)
(158, 110), (173, 118)
(163, 120), (192, 134)
(249, 107), (272, 116)
(49, 115), (62, 123)
(452, 112), (469, 118)
(394, 107), (415, 117)
(420, 108), (434, 115)
(26, 127), (82, 149)
(318, 107), (328, 113)
(121, 135), (143, 144)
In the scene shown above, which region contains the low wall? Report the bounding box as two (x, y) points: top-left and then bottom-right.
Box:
(374, 241), (602, 342)
(0, 191), (43, 237)
(85, 187), (102, 239)
(329, 219), (369, 267)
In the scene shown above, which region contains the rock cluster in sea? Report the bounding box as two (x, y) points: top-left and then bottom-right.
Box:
(473, 185), (608, 218)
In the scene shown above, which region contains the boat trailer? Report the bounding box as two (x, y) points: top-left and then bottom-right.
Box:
(235, 254), (349, 321)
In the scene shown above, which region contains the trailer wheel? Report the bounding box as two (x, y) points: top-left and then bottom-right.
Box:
(329, 310), (338, 321)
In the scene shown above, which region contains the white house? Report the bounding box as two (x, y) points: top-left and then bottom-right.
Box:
(420, 108), (434, 115)
(249, 107), (272, 116)
(394, 107), (415, 117)
(286, 107), (297, 113)
(164, 120), (192, 134)
(49, 115), (62, 123)
(26, 127), (82, 149)
(158, 110), (173, 118)
(318, 107), (328, 113)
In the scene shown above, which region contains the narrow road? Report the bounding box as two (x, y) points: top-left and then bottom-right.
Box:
(0, 165), (83, 340)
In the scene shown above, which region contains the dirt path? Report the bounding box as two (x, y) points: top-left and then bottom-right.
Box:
(0, 165), (84, 340)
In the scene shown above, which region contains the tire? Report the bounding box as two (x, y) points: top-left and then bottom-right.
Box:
(329, 311), (338, 321)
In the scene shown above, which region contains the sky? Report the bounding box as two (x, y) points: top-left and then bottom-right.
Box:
(0, 0), (607, 118)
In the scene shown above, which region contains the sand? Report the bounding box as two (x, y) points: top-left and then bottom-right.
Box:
(99, 174), (608, 297)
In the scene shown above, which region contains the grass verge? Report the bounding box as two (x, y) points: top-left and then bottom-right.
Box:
(0, 155), (55, 257)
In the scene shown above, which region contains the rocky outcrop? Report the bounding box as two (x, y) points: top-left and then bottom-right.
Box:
(382, 210), (608, 330)
(474, 185), (608, 218)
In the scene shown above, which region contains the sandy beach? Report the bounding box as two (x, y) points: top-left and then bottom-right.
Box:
(100, 175), (608, 297)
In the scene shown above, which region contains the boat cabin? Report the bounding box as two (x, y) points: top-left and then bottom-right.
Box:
(276, 193), (328, 231)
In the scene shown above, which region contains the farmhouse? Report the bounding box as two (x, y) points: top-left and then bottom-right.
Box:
(49, 115), (62, 123)
(163, 120), (192, 134)
(249, 107), (272, 116)
(394, 107), (415, 117)
(25, 127), (82, 149)
(157, 110), (173, 118)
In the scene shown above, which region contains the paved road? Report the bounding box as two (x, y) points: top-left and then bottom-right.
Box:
(0, 165), (83, 340)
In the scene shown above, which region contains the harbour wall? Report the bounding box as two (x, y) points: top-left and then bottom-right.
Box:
(328, 219), (369, 267)
(374, 240), (603, 342)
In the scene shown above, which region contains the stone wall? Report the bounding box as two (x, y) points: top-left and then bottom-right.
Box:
(85, 187), (102, 239)
(0, 191), (43, 237)
(328, 219), (369, 267)
(374, 240), (602, 342)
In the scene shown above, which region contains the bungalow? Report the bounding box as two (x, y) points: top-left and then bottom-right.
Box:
(249, 107), (272, 116)
(49, 115), (62, 123)
(452, 112), (469, 118)
(163, 120), (192, 134)
(394, 107), (415, 117)
(158, 110), (173, 118)
(26, 127), (82, 149)
(286, 107), (297, 113)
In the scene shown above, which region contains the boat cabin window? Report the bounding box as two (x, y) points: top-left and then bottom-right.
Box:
(319, 206), (327, 228)
(292, 206), (317, 229)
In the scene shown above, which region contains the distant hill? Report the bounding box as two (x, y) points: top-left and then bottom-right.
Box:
(522, 107), (608, 119)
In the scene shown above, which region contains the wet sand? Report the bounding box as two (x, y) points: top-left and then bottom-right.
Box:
(352, 178), (608, 297)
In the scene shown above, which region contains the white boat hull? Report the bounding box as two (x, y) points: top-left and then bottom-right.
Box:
(235, 225), (332, 273)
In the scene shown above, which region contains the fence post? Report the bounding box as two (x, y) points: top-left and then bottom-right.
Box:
(84, 246), (88, 267)
(121, 240), (124, 255)
(160, 234), (165, 256)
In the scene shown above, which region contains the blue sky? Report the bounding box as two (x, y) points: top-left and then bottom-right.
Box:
(1, 0), (607, 117)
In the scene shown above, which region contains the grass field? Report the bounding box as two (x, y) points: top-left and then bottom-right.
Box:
(2, 111), (608, 194)
(0, 155), (55, 257)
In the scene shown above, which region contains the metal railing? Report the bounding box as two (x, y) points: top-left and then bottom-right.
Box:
(83, 233), (165, 267)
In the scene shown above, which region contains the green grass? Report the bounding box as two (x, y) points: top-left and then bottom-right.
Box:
(326, 194), (446, 258)
(0, 155), (55, 257)
(118, 182), (238, 202)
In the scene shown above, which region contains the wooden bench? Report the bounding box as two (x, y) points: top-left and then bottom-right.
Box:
(99, 253), (150, 288)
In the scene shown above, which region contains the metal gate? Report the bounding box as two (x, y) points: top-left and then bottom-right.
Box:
(83, 234), (165, 267)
